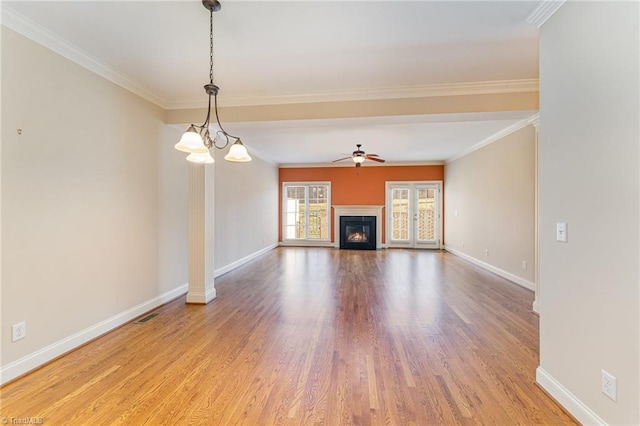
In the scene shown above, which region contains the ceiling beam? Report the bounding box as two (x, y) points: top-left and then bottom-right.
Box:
(165, 91), (539, 125)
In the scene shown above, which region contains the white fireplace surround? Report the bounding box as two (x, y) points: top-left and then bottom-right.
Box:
(333, 205), (384, 249)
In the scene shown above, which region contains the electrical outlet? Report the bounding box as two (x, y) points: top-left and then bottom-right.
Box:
(12, 322), (26, 342)
(602, 370), (617, 401)
(461, 241), (465, 248)
(522, 260), (527, 270)
(485, 249), (489, 257)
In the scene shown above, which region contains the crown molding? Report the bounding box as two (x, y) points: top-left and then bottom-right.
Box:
(278, 161), (444, 169)
(2, 2), (539, 111)
(245, 146), (279, 167)
(530, 115), (541, 128)
(1, 5), (167, 108)
(526, 0), (567, 28)
(525, 113), (541, 126)
(166, 79), (539, 109)
(446, 112), (540, 163)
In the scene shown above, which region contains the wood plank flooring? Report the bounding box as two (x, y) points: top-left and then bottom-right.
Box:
(1, 248), (575, 425)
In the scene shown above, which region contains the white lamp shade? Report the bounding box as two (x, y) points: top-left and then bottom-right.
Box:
(186, 150), (215, 164)
(224, 140), (252, 162)
(353, 155), (365, 164)
(175, 126), (208, 153)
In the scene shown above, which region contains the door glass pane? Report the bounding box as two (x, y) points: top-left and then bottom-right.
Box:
(391, 188), (409, 241)
(308, 185), (328, 239)
(285, 186), (306, 239)
(416, 187), (435, 241)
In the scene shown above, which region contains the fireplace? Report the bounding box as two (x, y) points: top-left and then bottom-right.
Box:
(333, 205), (383, 249)
(340, 216), (376, 250)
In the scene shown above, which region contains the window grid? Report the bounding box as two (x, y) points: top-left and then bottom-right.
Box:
(283, 183), (331, 241)
(416, 188), (435, 241)
(391, 188), (410, 241)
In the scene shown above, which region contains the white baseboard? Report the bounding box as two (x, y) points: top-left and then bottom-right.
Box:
(443, 246), (535, 291)
(214, 243), (278, 277)
(536, 367), (606, 425)
(0, 244), (278, 385)
(0, 284), (188, 385)
(532, 299), (540, 314)
(186, 286), (217, 304)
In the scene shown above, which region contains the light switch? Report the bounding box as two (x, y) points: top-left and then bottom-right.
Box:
(556, 222), (568, 242)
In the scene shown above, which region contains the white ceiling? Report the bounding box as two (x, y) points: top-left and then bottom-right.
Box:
(2, 0), (541, 165)
(224, 110), (538, 165)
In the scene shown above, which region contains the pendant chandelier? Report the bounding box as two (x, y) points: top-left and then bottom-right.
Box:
(175, 0), (251, 164)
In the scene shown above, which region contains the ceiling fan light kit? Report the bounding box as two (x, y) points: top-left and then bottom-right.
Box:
(333, 144), (386, 167)
(174, 0), (251, 164)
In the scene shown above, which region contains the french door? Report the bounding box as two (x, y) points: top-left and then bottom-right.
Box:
(386, 181), (442, 249)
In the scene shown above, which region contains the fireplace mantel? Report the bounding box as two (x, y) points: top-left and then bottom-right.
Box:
(333, 205), (383, 249)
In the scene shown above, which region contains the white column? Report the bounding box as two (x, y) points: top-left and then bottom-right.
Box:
(186, 162), (216, 304)
(532, 117), (540, 314)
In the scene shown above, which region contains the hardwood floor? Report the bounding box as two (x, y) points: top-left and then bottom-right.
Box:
(1, 248), (575, 425)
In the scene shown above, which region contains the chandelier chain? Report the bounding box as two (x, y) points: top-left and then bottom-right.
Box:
(209, 10), (214, 84)
(174, 1), (251, 162)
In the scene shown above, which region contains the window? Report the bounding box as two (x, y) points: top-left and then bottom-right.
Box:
(283, 183), (331, 241)
(390, 187), (410, 241)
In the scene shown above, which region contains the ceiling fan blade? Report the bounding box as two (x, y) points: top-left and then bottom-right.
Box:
(367, 153), (380, 157)
(332, 157), (353, 163)
(367, 156), (386, 163)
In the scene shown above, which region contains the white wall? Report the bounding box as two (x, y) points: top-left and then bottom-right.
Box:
(158, 125), (189, 292)
(537, 2), (639, 424)
(213, 148), (279, 272)
(444, 125), (536, 289)
(1, 27), (181, 374)
(1, 26), (279, 383)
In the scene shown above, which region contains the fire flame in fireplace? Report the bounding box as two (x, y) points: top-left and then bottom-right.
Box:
(347, 231), (368, 242)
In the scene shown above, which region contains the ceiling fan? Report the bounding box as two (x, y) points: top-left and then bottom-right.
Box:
(332, 144), (386, 167)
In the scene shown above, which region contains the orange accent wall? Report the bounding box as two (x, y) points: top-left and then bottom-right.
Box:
(279, 165), (444, 243)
